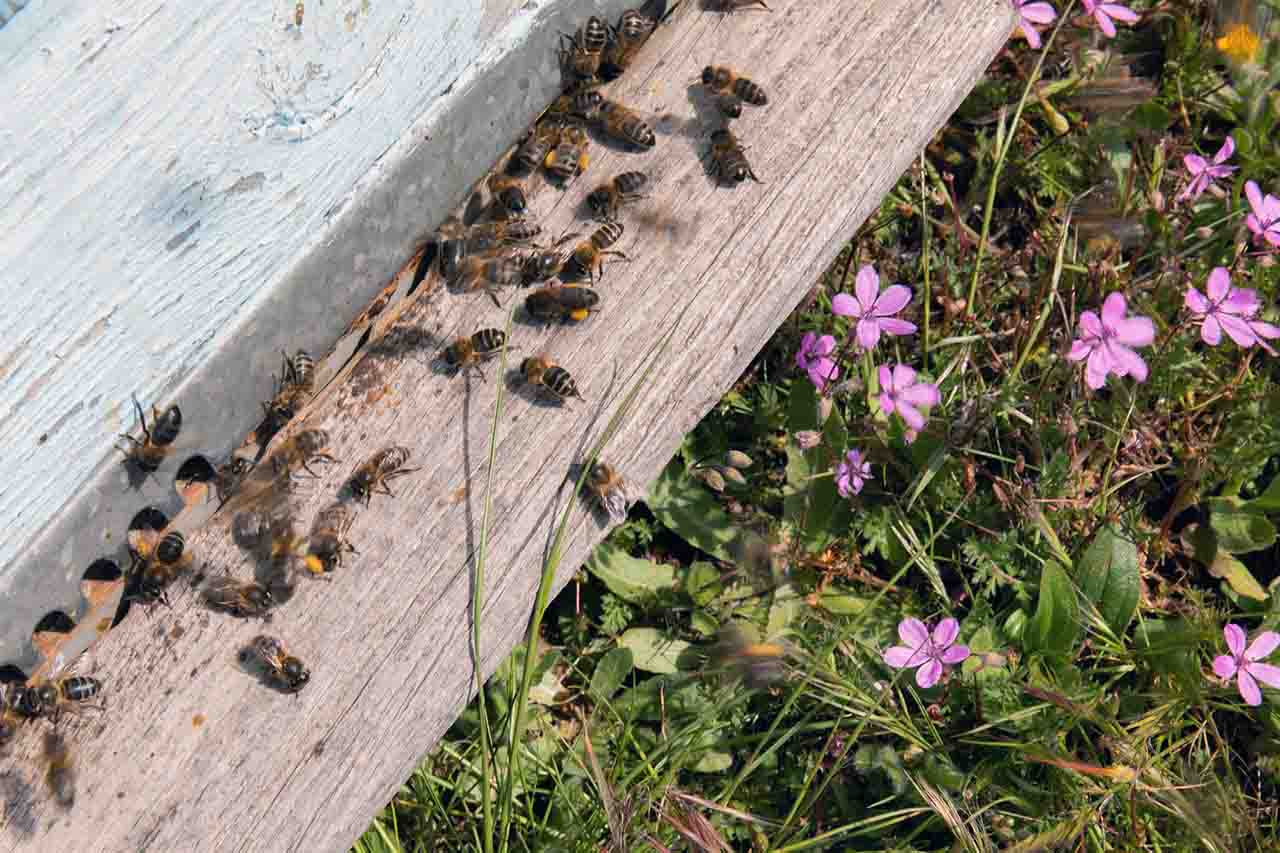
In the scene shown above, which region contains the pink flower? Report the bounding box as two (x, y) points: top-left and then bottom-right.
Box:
(1177, 137), (1236, 202)
(877, 364), (939, 441)
(835, 448), (871, 497)
(831, 265), (917, 350)
(1013, 0), (1057, 49)
(1185, 267), (1280, 354)
(1066, 292), (1155, 390)
(796, 332), (839, 391)
(883, 618), (970, 688)
(1212, 623), (1280, 706)
(1245, 180), (1280, 248)
(1081, 0), (1139, 38)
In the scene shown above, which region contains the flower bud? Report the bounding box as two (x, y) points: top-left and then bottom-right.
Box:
(724, 450), (753, 470)
(720, 466), (747, 486)
(697, 467), (726, 492)
(793, 430), (822, 450)
(1195, 226), (1214, 240)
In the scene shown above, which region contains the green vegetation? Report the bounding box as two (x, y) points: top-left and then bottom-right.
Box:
(356, 2), (1280, 849)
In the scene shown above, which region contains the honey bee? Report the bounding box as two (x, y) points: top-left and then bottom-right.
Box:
(450, 253), (526, 305)
(706, 0), (769, 12)
(43, 731), (76, 808)
(520, 355), (584, 402)
(487, 172), (528, 219)
(10, 654), (102, 722)
(215, 455), (256, 503)
(597, 99), (656, 149)
(306, 503), (357, 574)
(543, 123), (591, 183)
(242, 635), (311, 693)
(552, 89), (605, 122)
(271, 428), (338, 478)
(707, 129), (761, 185)
(117, 396), (182, 473)
(712, 625), (789, 688)
(441, 328), (509, 378)
(203, 574), (276, 619)
(294, 1), (304, 27)
(701, 65), (768, 114)
(600, 8), (659, 79)
(0, 703), (17, 750)
(349, 446), (418, 505)
(524, 285), (601, 322)
(563, 222), (629, 283)
(512, 118), (565, 175)
(559, 15), (608, 81)
(518, 233), (579, 285)
(586, 172), (649, 221)
(128, 526), (193, 605)
(438, 220), (543, 280)
(261, 350), (316, 441)
(585, 461), (632, 523)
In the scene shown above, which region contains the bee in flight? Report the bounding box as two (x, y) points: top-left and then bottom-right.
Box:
(43, 731), (76, 808)
(524, 285), (601, 323)
(563, 222), (630, 283)
(520, 356), (584, 403)
(9, 653), (103, 724)
(559, 15), (608, 83)
(711, 624), (791, 688)
(242, 635), (311, 693)
(441, 328), (509, 379)
(203, 574), (276, 619)
(128, 522), (193, 606)
(117, 395), (182, 474)
(349, 446), (418, 506)
(585, 461), (632, 524)
(707, 129), (762, 185)
(544, 123), (591, 184)
(260, 350), (315, 444)
(587, 172), (649, 221)
(306, 503), (357, 575)
(701, 65), (767, 117)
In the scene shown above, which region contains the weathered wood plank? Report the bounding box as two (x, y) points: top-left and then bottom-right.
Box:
(0, 0), (1012, 849)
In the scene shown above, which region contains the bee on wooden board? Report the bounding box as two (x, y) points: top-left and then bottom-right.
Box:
(563, 221), (629, 283)
(520, 355), (584, 403)
(261, 350), (315, 441)
(203, 574), (276, 619)
(520, 233), (579, 286)
(597, 98), (657, 149)
(437, 219), (542, 280)
(43, 731), (76, 809)
(512, 118), (565, 175)
(487, 172), (528, 219)
(349, 446), (418, 506)
(544, 123), (591, 184)
(242, 635), (311, 693)
(701, 65), (768, 117)
(585, 461), (632, 524)
(215, 455), (256, 503)
(116, 395), (182, 474)
(705, 0), (770, 12)
(559, 15), (608, 82)
(450, 253), (526, 306)
(586, 172), (649, 221)
(707, 128), (762, 185)
(306, 503), (357, 575)
(0, 703), (18, 750)
(10, 653), (102, 723)
(129, 525), (193, 606)
(441, 328), (509, 379)
(524, 285), (601, 323)
(271, 427), (338, 478)
(601, 2), (680, 80)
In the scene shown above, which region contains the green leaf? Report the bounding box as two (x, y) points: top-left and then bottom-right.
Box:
(1075, 524), (1140, 634)
(819, 591), (869, 615)
(1026, 561), (1078, 658)
(1247, 475), (1280, 512)
(686, 561), (721, 606)
(1208, 551), (1268, 601)
(618, 628), (693, 674)
(691, 750), (733, 774)
(588, 647), (633, 703)
(1135, 618), (1200, 685)
(1209, 497), (1277, 554)
(767, 583), (802, 635)
(690, 611), (719, 637)
(646, 463), (738, 562)
(586, 543), (677, 603)
(787, 377), (819, 433)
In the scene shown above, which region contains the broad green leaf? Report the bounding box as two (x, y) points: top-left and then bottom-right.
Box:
(691, 751), (733, 773)
(686, 561), (722, 606)
(1209, 497), (1277, 554)
(767, 583), (802, 635)
(690, 611), (719, 637)
(1208, 551), (1268, 600)
(1135, 618), (1200, 686)
(1075, 524), (1140, 634)
(1248, 475), (1280, 512)
(1026, 561), (1078, 658)
(787, 377), (820, 433)
(1180, 522), (1218, 565)
(646, 464), (738, 562)
(589, 647), (633, 703)
(586, 543), (677, 603)
(618, 628), (693, 674)
(819, 591), (869, 615)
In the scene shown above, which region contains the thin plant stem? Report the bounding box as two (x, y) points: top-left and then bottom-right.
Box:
(920, 151), (932, 357)
(1009, 208), (1072, 384)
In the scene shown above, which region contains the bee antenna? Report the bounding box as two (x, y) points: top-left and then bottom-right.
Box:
(131, 394), (150, 439)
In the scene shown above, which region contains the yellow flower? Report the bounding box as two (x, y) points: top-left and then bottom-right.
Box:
(1217, 23), (1261, 64)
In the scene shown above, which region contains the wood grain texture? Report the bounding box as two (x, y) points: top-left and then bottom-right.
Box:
(0, 0), (1013, 849)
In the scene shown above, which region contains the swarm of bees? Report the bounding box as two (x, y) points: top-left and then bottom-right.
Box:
(18, 0), (774, 814)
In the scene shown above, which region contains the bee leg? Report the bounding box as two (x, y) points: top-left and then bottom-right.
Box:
(130, 395), (152, 442)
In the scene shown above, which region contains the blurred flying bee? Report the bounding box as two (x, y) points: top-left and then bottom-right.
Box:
(525, 285), (601, 323)
(271, 428), (338, 478)
(520, 355), (583, 402)
(242, 635), (311, 693)
(585, 461), (632, 523)
(441, 328), (509, 379)
(306, 503), (356, 574)
(294, 1), (304, 27)
(707, 128), (761, 185)
(349, 446), (418, 506)
(559, 15), (608, 82)
(203, 574), (276, 619)
(701, 65), (767, 117)
(563, 221), (629, 283)
(10, 654), (102, 723)
(705, 0), (769, 11)
(128, 525), (193, 606)
(544, 123), (591, 184)
(450, 253), (526, 305)
(512, 118), (565, 175)
(43, 731), (76, 808)
(261, 350), (315, 442)
(586, 172), (649, 221)
(597, 99), (656, 148)
(711, 624), (790, 688)
(117, 396), (182, 474)
(487, 172), (528, 219)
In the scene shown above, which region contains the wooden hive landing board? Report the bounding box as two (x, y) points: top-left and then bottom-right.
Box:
(0, 0), (1012, 849)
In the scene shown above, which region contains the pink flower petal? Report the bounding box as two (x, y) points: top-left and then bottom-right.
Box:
(1084, 352), (1109, 389)
(877, 391), (895, 416)
(1206, 267), (1231, 302)
(1217, 313), (1260, 348)
(877, 365), (893, 391)
(932, 618), (959, 647)
(941, 644), (970, 664)
(854, 265), (879, 312)
(831, 293), (859, 318)
(1183, 153), (1207, 175)
(1222, 287), (1260, 316)
(1099, 3), (1138, 22)
(1100, 292), (1128, 329)
(883, 646), (919, 668)
(1213, 654), (1239, 680)
(1020, 2), (1056, 24)
(899, 382), (940, 409)
(1246, 181), (1264, 216)
(915, 659), (943, 689)
(1238, 669), (1262, 706)
(1245, 631), (1280, 662)
(1107, 343), (1148, 382)
(897, 401), (926, 431)
(878, 317), (918, 337)
(891, 364), (917, 389)
(856, 318), (882, 350)
(1185, 286), (1210, 315)
(1111, 315), (1154, 348)
(1216, 136), (1235, 163)
(1225, 623), (1247, 657)
(1094, 9), (1117, 37)
(1020, 24), (1043, 49)
(813, 334), (837, 356)
(898, 618), (929, 648)
(1067, 339), (1093, 362)
(1246, 213), (1264, 237)
(1078, 310), (1103, 340)
(873, 284), (913, 316)
(1251, 320), (1280, 341)
(1201, 315), (1223, 346)
(1247, 662), (1280, 690)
